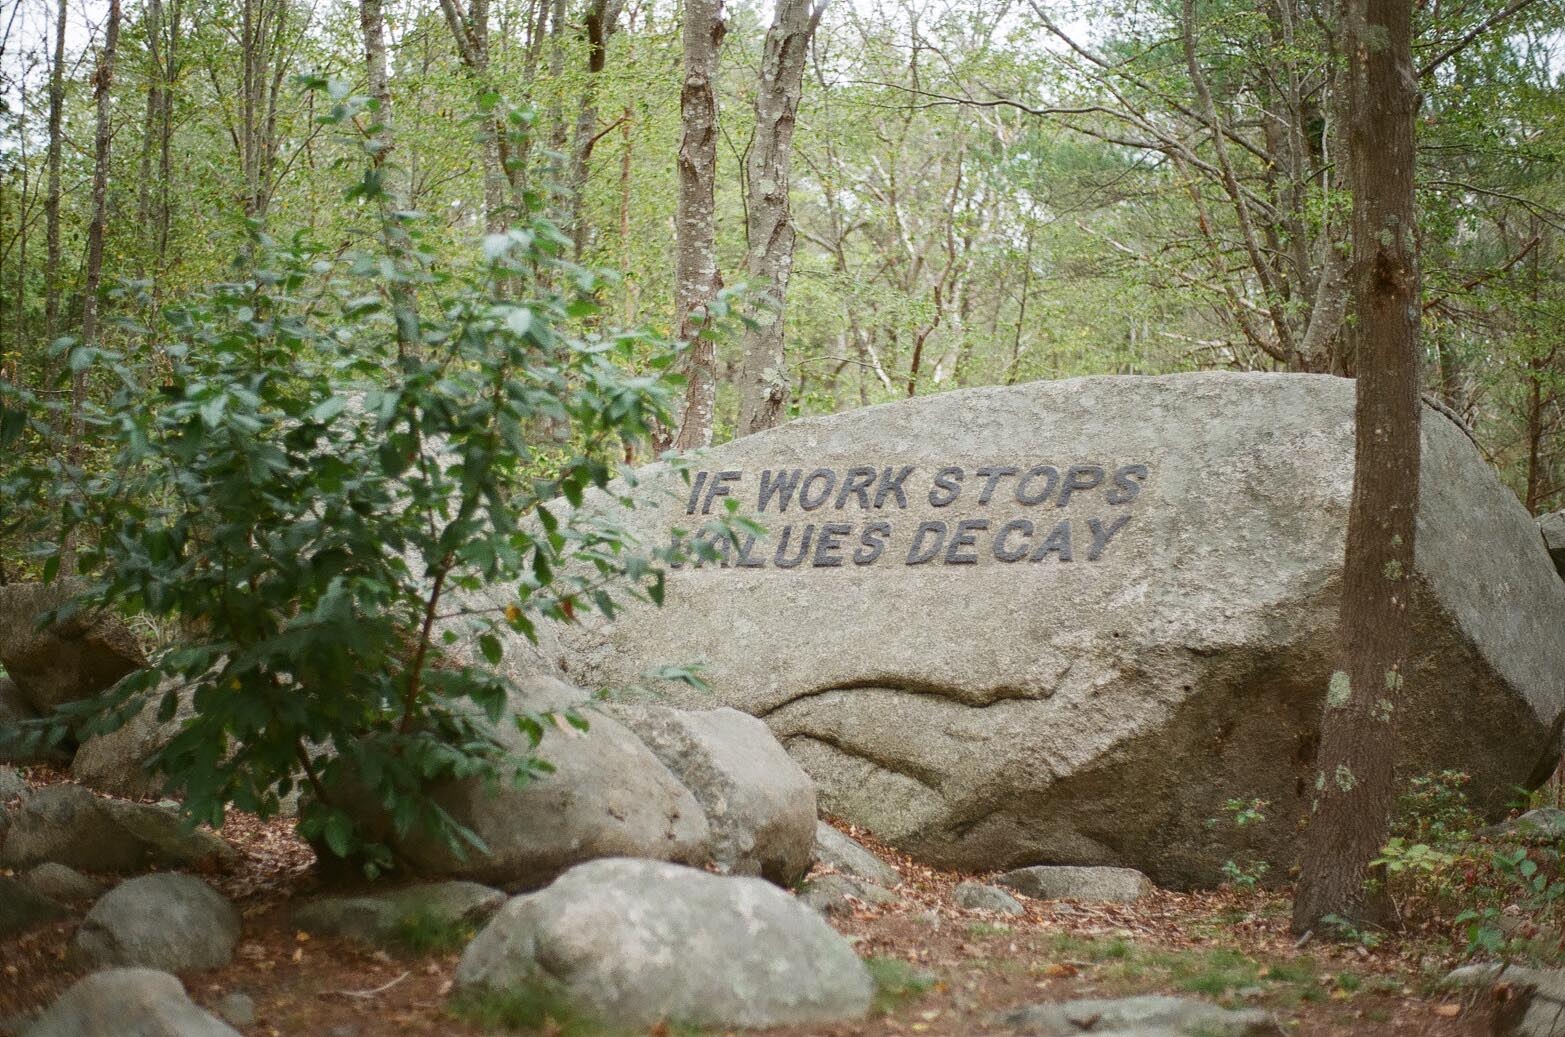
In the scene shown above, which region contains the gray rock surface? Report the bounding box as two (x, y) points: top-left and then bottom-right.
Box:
(997, 865), (1154, 903)
(538, 374), (1565, 886)
(1483, 808), (1565, 844)
(999, 995), (1281, 1036)
(212, 993), (255, 1028)
(71, 676), (192, 799)
(798, 872), (900, 915)
(73, 873), (240, 971)
(1441, 963), (1565, 1037)
(608, 703), (816, 884)
(21, 863), (105, 902)
(21, 969), (240, 1037)
(1542, 511), (1565, 579)
(0, 766), (26, 801)
(0, 784), (236, 874)
(0, 876), (67, 939)
(815, 821), (901, 887)
(954, 881), (1025, 915)
(0, 582), (146, 713)
(455, 857), (873, 1029)
(292, 880), (504, 946)
(358, 704), (710, 891)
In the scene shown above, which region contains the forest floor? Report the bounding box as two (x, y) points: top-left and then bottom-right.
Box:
(0, 772), (1495, 1037)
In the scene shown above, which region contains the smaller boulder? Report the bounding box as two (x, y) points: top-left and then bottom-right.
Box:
(21, 863), (106, 902)
(71, 677), (192, 799)
(73, 873), (240, 971)
(610, 704), (817, 885)
(0, 582), (146, 713)
(456, 858), (873, 1030)
(1541, 511), (1565, 579)
(0, 766), (26, 802)
(370, 709), (710, 890)
(954, 882), (1025, 916)
(0, 784), (236, 874)
(0, 876), (68, 939)
(1483, 808), (1565, 844)
(293, 881), (504, 948)
(1441, 962), (1565, 1037)
(998, 995), (1281, 1036)
(798, 873), (900, 916)
(996, 866), (1154, 904)
(21, 969), (240, 1037)
(815, 821), (900, 887)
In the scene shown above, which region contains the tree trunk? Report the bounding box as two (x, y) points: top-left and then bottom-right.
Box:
(667, 0), (726, 451)
(734, 0), (824, 437)
(566, 0), (624, 260)
(43, 0), (67, 343)
(1292, 0), (1421, 936)
(359, 0), (421, 350)
(65, 0), (122, 569)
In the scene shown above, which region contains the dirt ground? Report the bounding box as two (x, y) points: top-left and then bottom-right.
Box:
(0, 775), (1500, 1036)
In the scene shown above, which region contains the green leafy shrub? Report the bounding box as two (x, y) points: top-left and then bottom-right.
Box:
(0, 81), (744, 876)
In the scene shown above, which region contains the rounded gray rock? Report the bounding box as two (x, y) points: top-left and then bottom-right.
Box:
(73, 873), (240, 971)
(366, 708), (711, 890)
(997, 865), (1154, 903)
(540, 374), (1565, 887)
(999, 994), (1280, 1036)
(953, 881), (1025, 915)
(815, 821), (901, 887)
(292, 880), (504, 946)
(21, 969), (240, 1037)
(21, 863), (105, 902)
(455, 857), (873, 1029)
(608, 703), (817, 884)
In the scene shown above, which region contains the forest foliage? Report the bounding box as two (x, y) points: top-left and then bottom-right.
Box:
(0, 0), (1561, 517)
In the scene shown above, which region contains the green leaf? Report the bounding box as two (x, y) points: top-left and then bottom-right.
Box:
(478, 634), (502, 666)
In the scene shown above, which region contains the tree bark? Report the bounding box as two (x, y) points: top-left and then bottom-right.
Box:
(43, 0), (67, 343)
(667, 0), (726, 451)
(359, 0), (421, 350)
(1292, 0), (1422, 935)
(565, 0), (625, 260)
(734, 0), (825, 437)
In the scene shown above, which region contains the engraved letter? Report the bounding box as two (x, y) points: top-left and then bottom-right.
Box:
(975, 466), (1019, 504)
(993, 519), (1033, 562)
(814, 522), (852, 566)
(929, 467), (965, 508)
(1057, 465), (1104, 508)
(1107, 464), (1149, 505)
(835, 466), (878, 509)
(873, 466), (914, 509)
(1031, 520), (1074, 562)
(1087, 515), (1132, 560)
(798, 468), (838, 511)
(1015, 465), (1058, 506)
(946, 519), (988, 564)
(906, 521), (947, 564)
(757, 469), (803, 512)
(854, 521), (892, 565)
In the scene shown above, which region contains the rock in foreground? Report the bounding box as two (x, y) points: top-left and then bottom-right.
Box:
(73, 874), (240, 971)
(22, 969), (239, 1037)
(999, 994), (1281, 1036)
(543, 374), (1565, 886)
(455, 857), (873, 1030)
(292, 881), (504, 947)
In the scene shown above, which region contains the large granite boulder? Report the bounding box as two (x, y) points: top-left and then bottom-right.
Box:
(454, 858), (873, 1030)
(540, 373), (1565, 887)
(70, 675), (192, 799)
(0, 582), (145, 713)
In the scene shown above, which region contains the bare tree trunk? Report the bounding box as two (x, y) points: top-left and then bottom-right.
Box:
(566, 0), (625, 260)
(666, 0), (725, 451)
(359, 0), (421, 350)
(1292, 0), (1421, 935)
(64, 0), (122, 568)
(734, 0), (825, 437)
(43, 0), (67, 343)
